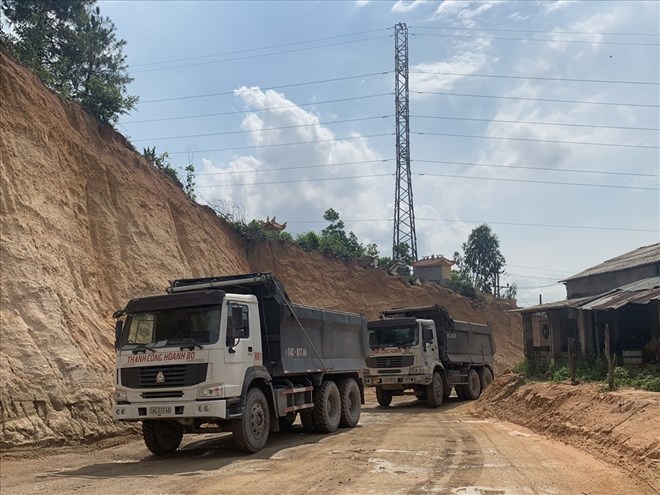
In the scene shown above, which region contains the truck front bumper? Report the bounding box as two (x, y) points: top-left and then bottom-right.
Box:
(113, 399), (228, 422)
(364, 374), (431, 386)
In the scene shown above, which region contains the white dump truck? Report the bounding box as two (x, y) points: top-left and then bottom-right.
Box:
(363, 305), (495, 407)
(112, 273), (368, 454)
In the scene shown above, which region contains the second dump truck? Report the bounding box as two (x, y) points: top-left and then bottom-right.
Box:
(112, 273), (368, 454)
(364, 305), (495, 407)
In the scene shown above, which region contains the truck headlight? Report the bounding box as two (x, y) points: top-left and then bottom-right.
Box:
(363, 368), (371, 376)
(197, 384), (224, 398)
(113, 389), (128, 402)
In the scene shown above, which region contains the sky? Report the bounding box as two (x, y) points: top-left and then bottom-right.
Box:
(100, 0), (660, 307)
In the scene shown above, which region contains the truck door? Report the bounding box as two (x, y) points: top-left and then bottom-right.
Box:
(422, 323), (438, 362)
(223, 301), (257, 397)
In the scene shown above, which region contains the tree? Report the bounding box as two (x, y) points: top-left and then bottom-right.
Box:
(461, 224), (505, 294)
(142, 146), (182, 186)
(1, 0), (137, 123)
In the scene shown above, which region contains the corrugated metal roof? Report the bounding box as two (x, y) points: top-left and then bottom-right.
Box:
(413, 256), (454, 267)
(513, 295), (601, 313)
(562, 243), (660, 282)
(515, 276), (660, 313)
(581, 276), (660, 310)
(581, 288), (660, 310)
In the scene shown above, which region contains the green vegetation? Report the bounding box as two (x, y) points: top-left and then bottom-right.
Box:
(513, 358), (660, 392)
(1, 0), (137, 123)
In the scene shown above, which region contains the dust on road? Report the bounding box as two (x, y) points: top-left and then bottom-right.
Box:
(1, 394), (656, 495)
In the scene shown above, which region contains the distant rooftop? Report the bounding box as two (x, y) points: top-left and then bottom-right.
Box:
(562, 243), (660, 282)
(413, 255), (454, 268)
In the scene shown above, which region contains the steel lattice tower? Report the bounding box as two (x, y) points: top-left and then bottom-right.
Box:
(392, 22), (418, 261)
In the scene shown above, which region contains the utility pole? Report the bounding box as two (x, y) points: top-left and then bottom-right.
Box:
(392, 22), (418, 262)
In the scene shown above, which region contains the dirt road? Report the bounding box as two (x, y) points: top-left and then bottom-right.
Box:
(1, 394), (656, 495)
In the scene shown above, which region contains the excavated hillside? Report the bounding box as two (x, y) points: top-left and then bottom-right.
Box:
(0, 47), (523, 450)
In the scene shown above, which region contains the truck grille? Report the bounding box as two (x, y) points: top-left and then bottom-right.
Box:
(121, 364), (208, 389)
(142, 391), (184, 399)
(366, 355), (414, 368)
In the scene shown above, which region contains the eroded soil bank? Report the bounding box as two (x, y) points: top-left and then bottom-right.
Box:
(476, 373), (660, 489)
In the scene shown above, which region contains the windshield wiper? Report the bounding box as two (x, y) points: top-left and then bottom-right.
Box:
(166, 337), (204, 351)
(131, 344), (157, 354)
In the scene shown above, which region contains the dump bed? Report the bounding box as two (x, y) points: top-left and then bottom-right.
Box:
(382, 304), (495, 365)
(169, 273), (368, 377)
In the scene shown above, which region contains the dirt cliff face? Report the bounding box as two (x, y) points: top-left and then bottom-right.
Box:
(0, 48), (522, 449)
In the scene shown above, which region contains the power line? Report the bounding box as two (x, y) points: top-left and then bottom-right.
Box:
(193, 157), (658, 179)
(411, 115), (659, 132)
(414, 172), (659, 191)
(196, 173), (393, 188)
(507, 263), (573, 275)
(415, 131), (659, 149)
(140, 71), (391, 104)
(413, 90), (660, 109)
(413, 159), (659, 178)
(283, 217), (659, 233)
(409, 70), (659, 86)
(195, 159), (391, 177)
(133, 115), (392, 142)
(409, 25), (660, 37)
(120, 93), (392, 124)
(194, 167), (657, 191)
(168, 133), (393, 154)
(411, 32), (660, 47)
(132, 28), (390, 68)
(133, 35), (391, 73)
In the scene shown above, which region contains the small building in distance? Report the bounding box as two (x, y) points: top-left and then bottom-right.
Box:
(516, 243), (660, 365)
(260, 216), (287, 233)
(413, 255), (454, 286)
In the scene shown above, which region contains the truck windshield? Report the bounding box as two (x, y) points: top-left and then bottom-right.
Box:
(368, 325), (419, 348)
(119, 305), (222, 349)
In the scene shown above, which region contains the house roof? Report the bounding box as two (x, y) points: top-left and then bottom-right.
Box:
(413, 256), (454, 268)
(515, 276), (660, 314)
(561, 243), (660, 282)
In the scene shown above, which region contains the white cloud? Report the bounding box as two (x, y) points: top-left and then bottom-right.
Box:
(391, 0), (429, 14)
(542, 0), (576, 13)
(410, 38), (494, 94)
(355, 0), (370, 8)
(197, 87), (393, 247)
(432, 0), (506, 26)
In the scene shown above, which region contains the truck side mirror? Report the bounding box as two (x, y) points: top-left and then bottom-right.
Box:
(114, 320), (123, 349)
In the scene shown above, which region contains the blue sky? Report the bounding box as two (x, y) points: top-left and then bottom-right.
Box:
(101, 0), (659, 307)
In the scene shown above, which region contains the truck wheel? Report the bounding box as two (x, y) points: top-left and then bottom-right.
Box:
(466, 368), (482, 400)
(338, 378), (361, 428)
(481, 368), (494, 390)
(426, 371), (444, 408)
(142, 420), (183, 456)
(232, 387), (270, 453)
(278, 411), (297, 430)
(375, 386), (393, 407)
(313, 380), (341, 433)
(300, 408), (317, 433)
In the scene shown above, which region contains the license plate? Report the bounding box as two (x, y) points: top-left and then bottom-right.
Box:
(149, 406), (172, 416)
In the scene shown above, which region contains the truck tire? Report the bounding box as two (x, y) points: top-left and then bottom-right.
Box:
(142, 420), (183, 456)
(338, 378), (361, 428)
(300, 408), (317, 433)
(278, 411), (297, 430)
(232, 387), (270, 453)
(375, 386), (393, 407)
(481, 367), (494, 390)
(426, 371), (444, 408)
(443, 383), (452, 400)
(313, 380), (341, 433)
(466, 368), (482, 400)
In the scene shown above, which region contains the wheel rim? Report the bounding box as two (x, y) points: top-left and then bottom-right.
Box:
(469, 372), (480, 396)
(348, 388), (359, 416)
(250, 402), (267, 439)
